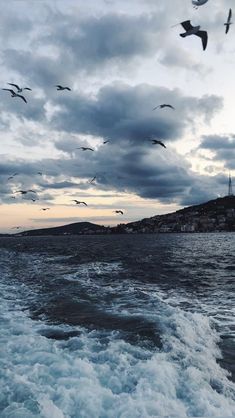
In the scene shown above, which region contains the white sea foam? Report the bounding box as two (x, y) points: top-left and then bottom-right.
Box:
(0, 248), (235, 417)
(1, 277), (235, 418)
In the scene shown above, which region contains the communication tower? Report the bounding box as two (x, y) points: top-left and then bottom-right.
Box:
(228, 173), (233, 196)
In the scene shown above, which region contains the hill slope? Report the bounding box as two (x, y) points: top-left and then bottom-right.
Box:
(113, 196), (235, 233)
(19, 222), (107, 236)
(14, 196), (235, 236)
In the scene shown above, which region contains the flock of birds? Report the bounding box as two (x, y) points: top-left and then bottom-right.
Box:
(4, 0), (233, 230)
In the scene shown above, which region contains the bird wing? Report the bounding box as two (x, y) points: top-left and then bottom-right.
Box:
(195, 30), (208, 50)
(152, 106), (160, 110)
(159, 141), (166, 148)
(82, 202), (87, 206)
(225, 24), (230, 34)
(228, 8), (232, 23)
(24, 88), (32, 91)
(2, 88), (15, 94)
(17, 94), (27, 103)
(180, 20), (194, 31)
(8, 83), (20, 90)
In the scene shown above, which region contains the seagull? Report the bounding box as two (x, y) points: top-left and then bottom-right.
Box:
(7, 173), (19, 180)
(72, 200), (88, 206)
(41, 208), (50, 211)
(179, 21), (208, 50)
(103, 140), (110, 144)
(113, 210), (124, 215)
(14, 190), (36, 195)
(150, 139), (166, 148)
(77, 147), (94, 151)
(2, 89), (27, 103)
(192, 0), (208, 9)
(55, 85), (71, 91)
(88, 176), (96, 184)
(7, 83), (32, 93)
(224, 9), (232, 34)
(152, 104), (175, 110)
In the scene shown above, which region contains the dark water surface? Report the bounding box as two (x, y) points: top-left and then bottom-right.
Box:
(0, 233), (235, 417)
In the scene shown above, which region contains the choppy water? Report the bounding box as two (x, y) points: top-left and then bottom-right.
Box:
(0, 233), (234, 418)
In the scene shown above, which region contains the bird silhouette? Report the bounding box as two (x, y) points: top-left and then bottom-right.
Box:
(55, 85), (71, 91)
(77, 147), (94, 151)
(7, 173), (19, 180)
(179, 20), (208, 50)
(72, 200), (88, 206)
(2, 89), (27, 103)
(113, 210), (124, 215)
(224, 9), (232, 34)
(15, 190), (36, 195)
(88, 176), (96, 184)
(7, 83), (32, 93)
(150, 139), (166, 148)
(152, 104), (175, 110)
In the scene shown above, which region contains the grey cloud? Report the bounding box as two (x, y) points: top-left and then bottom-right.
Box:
(200, 134), (235, 169)
(52, 83), (223, 142)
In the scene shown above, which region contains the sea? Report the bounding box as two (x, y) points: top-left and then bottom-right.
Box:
(0, 233), (234, 418)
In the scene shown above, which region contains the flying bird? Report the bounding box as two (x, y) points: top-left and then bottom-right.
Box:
(37, 172), (43, 176)
(7, 83), (32, 93)
(192, 0), (208, 9)
(14, 190), (36, 195)
(152, 104), (175, 110)
(103, 140), (110, 144)
(88, 176), (96, 184)
(72, 200), (88, 206)
(224, 9), (232, 34)
(11, 226), (22, 229)
(150, 139), (166, 148)
(113, 210), (124, 215)
(2, 89), (27, 103)
(41, 208), (50, 211)
(55, 85), (71, 91)
(7, 173), (19, 180)
(179, 21), (208, 50)
(77, 147), (94, 152)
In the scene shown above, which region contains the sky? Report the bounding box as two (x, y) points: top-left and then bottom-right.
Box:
(0, 0), (234, 232)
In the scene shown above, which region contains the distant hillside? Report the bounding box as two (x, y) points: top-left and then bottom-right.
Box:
(19, 222), (107, 236)
(113, 196), (235, 234)
(11, 196), (235, 236)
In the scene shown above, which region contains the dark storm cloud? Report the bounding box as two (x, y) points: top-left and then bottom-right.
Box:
(200, 134), (235, 169)
(52, 83), (222, 142)
(1, 11), (165, 89)
(43, 12), (163, 69)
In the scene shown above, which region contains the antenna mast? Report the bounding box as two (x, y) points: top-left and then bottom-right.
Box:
(228, 173), (233, 196)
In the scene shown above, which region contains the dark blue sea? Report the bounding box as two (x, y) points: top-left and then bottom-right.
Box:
(0, 233), (235, 417)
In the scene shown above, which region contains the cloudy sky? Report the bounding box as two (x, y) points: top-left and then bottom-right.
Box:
(0, 0), (234, 232)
